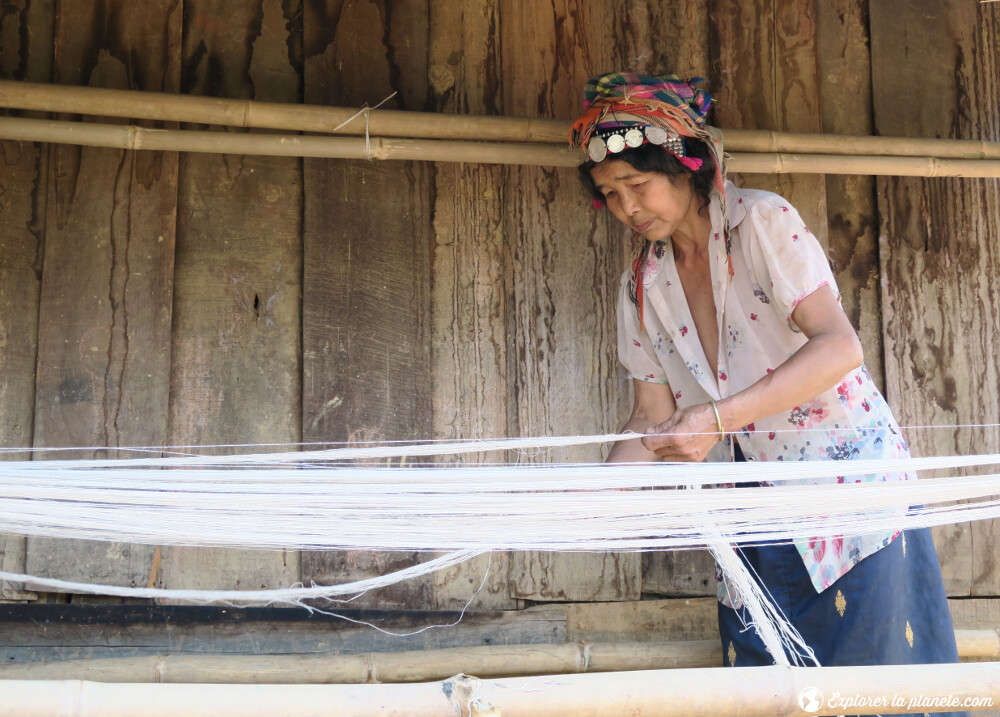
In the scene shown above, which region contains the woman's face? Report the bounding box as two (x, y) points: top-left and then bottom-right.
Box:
(589, 160), (698, 242)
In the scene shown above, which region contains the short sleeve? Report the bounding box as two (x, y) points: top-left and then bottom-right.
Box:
(745, 198), (839, 332)
(616, 274), (669, 384)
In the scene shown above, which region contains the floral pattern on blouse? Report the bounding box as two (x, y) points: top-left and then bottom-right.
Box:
(616, 181), (911, 609)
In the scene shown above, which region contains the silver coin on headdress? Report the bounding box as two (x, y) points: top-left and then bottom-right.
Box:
(624, 128), (644, 148)
(644, 125), (668, 145)
(587, 136), (608, 162)
(606, 133), (626, 153)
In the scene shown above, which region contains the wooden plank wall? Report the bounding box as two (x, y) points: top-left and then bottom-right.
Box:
(871, 0), (1000, 597)
(0, 0), (997, 612)
(158, 0), (303, 593)
(0, 0), (52, 600)
(27, 0), (181, 589)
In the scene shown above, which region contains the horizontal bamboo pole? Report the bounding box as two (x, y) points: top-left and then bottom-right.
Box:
(723, 128), (1000, 160)
(0, 641), (722, 684)
(732, 151), (1000, 178)
(0, 79), (566, 143)
(3, 116), (1000, 177)
(1, 663), (998, 717)
(956, 628), (1000, 658)
(0, 116), (577, 166)
(0, 631), (994, 685)
(2, 79), (999, 160)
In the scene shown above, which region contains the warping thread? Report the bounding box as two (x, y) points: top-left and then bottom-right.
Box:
(3, 431), (999, 665)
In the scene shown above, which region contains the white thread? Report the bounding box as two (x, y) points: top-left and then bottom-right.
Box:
(330, 91), (397, 160)
(1, 422), (996, 459)
(299, 551), (495, 637)
(0, 549), (483, 604)
(1, 434), (999, 658)
(1, 455), (999, 551)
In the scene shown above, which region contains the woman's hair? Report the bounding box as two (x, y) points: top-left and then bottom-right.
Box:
(577, 138), (716, 210)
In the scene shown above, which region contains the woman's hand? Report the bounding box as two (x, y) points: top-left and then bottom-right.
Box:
(641, 403), (721, 461)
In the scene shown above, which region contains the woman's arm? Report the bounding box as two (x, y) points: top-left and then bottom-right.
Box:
(641, 284), (862, 460)
(607, 379), (677, 463)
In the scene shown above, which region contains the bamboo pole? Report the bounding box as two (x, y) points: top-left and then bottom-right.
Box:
(0, 662), (998, 717)
(0, 631), (993, 685)
(0, 641), (721, 684)
(3, 116), (1000, 177)
(2, 79), (999, 160)
(0, 79), (566, 143)
(0, 116), (577, 166)
(957, 629), (1000, 658)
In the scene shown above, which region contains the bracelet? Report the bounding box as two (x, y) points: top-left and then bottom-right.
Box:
(709, 400), (725, 440)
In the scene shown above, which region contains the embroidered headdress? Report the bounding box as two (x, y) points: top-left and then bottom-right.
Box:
(570, 73), (730, 329)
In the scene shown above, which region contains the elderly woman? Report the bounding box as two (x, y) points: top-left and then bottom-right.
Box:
(571, 72), (964, 698)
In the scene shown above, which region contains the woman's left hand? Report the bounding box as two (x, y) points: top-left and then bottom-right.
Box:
(641, 403), (722, 461)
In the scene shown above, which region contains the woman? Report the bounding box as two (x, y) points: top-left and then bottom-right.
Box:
(572, 72), (964, 696)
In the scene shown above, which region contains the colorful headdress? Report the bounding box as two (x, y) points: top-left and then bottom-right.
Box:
(569, 72), (725, 193)
(570, 73), (730, 329)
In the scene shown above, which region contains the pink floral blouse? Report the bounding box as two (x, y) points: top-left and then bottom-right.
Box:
(616, 181), (911, 608)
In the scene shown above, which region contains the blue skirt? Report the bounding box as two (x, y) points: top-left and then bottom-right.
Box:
(718, 528), (968, 717)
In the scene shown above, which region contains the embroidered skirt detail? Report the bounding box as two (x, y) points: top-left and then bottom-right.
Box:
(718, 528), (968, 717)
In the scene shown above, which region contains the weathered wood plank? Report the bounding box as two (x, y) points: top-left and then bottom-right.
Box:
(26, 0), (180, 590)
(0, 0), (54, 600)
(0, 605), (565, 663)
(815, 0), (883, 392)
(709, 0), (828, 248)
(499, 1), (638, 602)
(426, 0), (514, 610)
(554, 597), (720, 643)
(428, 0), (507, 466)
(948, 598), (1000, 630)
(871, 0), (1000, 597)
(641, 550), (715, 598)
(620, 0), (720, 599)
(159, 0), (303, 592)
(300, 0), (435, 609)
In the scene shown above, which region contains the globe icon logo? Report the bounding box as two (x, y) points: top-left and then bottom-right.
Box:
(798, 686), (824, 713)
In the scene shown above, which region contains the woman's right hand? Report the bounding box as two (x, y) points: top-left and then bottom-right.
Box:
(641, 402), (721, 462)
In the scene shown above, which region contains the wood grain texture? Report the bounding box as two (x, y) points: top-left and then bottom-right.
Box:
(620, 0), (720, 599)
(871, 0), (1000, 597)
(709, 0), (828, 248)
(499, 1), (637, 602)
(0, 605), (565, 663)
(0, 0), (54, 600)
(948, 598), (1000, 629)
(556, 597), (720, 643)
(815, 0), (883, 392)
(300, 0), (435, 609)
(641, 550), (715, 598)
(426, 0), (513, 610)
(26, 0), (180, 589)
(160, 0), (303, 592)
